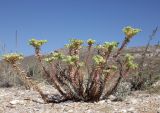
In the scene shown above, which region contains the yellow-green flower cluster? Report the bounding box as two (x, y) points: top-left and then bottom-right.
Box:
(65, 39), (84, 49)
(63, 55), (79, 65)
(52, 52), (64, 60)
(127, 62), (138, 70)
(44, 57), (54, 63)
(103, 65), (117, 74)
(125, 54), (138, 69)
(93, 55), (105, 65)
(123, 26), (141, 38)
(103, 42), (118, 51)
(96, 42), (118, 53)
(2, 53), (23, 63)
(87, 39), (96, 46)
(44, 52), (64, 63)
(29, 38), (47, 49)
(96, 45), (104, 50)
(103, 69), (110, 74)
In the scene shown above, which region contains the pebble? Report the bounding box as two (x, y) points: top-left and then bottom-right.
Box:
(98, 100), (106, 104)
(85, 109), (94, 113)
(106, 99), (112, 104)
(129, 98), (138, 104)
(67, 109), (73, 113)
(10, 100), (24, 105)
(108, 95), (117, 101)
(127, 107), (136, 113)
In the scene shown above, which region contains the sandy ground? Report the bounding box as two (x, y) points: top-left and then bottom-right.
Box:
(0, 85), (160, 113)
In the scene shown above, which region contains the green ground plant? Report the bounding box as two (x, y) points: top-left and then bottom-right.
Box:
(1, 26), (141, 103)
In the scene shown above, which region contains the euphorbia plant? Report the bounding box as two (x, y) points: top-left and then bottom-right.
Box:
(28, 38), (50, 79)
(1, 26), (141, 103)
(1, 53), (49, 103)
(115, 26), (141, 57)
(29, 38), (47, 56)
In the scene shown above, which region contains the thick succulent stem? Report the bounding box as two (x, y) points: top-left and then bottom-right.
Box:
(85, 68), (102, 101)
(102, 60), (129, 98)
(98, 73), (110, 99)
(12, 63), (49, 103)
(103, 73), (122, 98)
(50, 64), (68, 96)
(85, 46), (92, 73)
(35, 49), (51, 82)
(115, 37), (129, 58)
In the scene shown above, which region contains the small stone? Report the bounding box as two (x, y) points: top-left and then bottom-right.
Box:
(127, 107), (135, 113)
(108, 95), (117, 101)
(152, 80), (160, 87)
(130, 98), (138, 104)
(10, 100), (24, 105)
(98, 100), (106, 104)
(68, 109), (73, 113)
(106, 99), (112, 104)
(121, 109), (127, 113)
(86, 109), (94, 113)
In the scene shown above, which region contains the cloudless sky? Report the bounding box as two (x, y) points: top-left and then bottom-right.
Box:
(0, 0), (160, 56)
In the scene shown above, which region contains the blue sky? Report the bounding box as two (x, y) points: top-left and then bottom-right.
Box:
(0, 0), (160, 56)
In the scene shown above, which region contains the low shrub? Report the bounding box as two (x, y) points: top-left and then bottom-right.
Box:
(1, 26), (141, 103)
